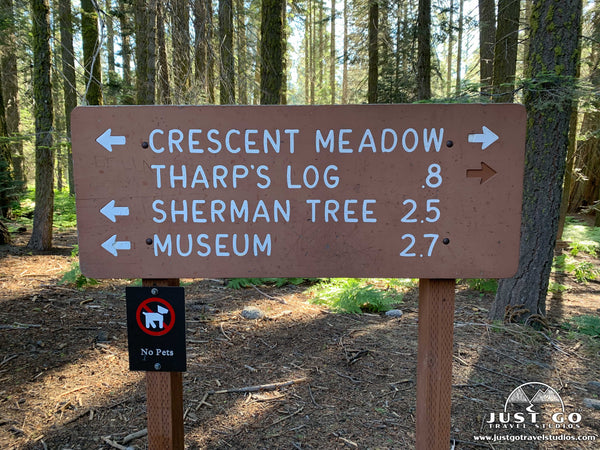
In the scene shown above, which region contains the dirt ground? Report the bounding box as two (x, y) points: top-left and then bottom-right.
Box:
(1, 228), (599, 449)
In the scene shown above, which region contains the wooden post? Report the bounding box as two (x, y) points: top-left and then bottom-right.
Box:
(142, 279), (184, 450)
(415, 278), (456, 450)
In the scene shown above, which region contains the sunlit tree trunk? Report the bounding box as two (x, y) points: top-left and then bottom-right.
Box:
(81, 0), (103, 105)
(28, 0), (54, 250)
(491, 0), (583, 323)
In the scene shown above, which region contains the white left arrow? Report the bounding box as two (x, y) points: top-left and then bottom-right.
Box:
(468, 126), (499, 150)
(96, 128), (126, 152)
(101, 235), (131, 256)
(100, 200), (130, 222)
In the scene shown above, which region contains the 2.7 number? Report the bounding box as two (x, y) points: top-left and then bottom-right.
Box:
(399, 234), (439, 257)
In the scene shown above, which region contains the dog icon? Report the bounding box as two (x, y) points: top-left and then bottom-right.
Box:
(142, 305), (169, 329)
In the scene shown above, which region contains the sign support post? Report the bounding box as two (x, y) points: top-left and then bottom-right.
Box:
(415, 278), (456, 450)
(142, 278), (184, 450)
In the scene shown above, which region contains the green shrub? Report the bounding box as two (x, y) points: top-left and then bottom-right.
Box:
(59, 245), (98, 288)
(308, 278), (402, 314)
(227, 277), (318, 289)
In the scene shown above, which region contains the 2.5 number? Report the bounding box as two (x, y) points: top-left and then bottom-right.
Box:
(399, 234), (439, 257)
(401, 199), (440, 223)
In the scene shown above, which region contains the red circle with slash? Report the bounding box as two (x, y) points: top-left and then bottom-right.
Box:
(136, 297), (176, 336)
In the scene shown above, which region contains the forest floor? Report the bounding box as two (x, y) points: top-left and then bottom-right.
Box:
(1, 221), (600, 450)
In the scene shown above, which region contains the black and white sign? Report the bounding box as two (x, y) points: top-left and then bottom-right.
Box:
(126, 287), (186, 372)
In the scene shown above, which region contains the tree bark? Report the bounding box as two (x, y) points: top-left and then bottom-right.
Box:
(171, 0), (191, 102)
(342, 0), (348, 103)
(28, 0), (54, 250)
(367, 0), (379, 103)
(58, 0), (76, 194)
(492, 0), (520, 102)
(491, 0), (583, 322)
(219, 0), (235, 104)
(260, 0), (284, 104)
(455, 0), (464, 94)
(156, 1), (171, 104)
(0, 64), (14, 218)
(446, 0), (454, 97)
(416, 0), (431, 100)
(81, 0), (103, 105)
(478, 0), (496, 92)
(330, 0), (336, 104)
(0, 0), (25, 190)
(135, 0), (156, 105)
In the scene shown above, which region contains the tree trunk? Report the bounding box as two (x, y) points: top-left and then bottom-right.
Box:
(28, 0), (54, 251)
(491, 0), (583, 323)
(455, 0), (464, 94)
(118, 0), (132, 91)
(260, 0), (284, 104)
(0, 64), (14, 218)
(81, 0), (103, 105)
(330, 0), (336, 104)
(478, 0), (496, 92)
(219, 0), (235, 104)
(416, 0), (431, 100)
(135, 0), (156, 105)
(105, 0), (116, 74)
(492, 0), (520, 102)
(156, 1), (171, 104)
(0, 0), (25, 190)
(235, 0), (248, 104)
(446, 0), (454, 97)
(171, 0), (191, 102)
(367, 0), (379, 103)
(342, 0), (348, 103)
(58, 0), (76, 195)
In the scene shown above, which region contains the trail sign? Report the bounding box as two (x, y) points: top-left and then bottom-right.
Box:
(72, 104), (526, 279)
(126, 287), (186, 372)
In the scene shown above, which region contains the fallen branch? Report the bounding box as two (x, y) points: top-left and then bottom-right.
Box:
(208, 377), (307, 395)
(252, 285), (287, 304)
(102, 436), (127, 450)
(0, 354), (18, 367)
(122, 428), (147, 444)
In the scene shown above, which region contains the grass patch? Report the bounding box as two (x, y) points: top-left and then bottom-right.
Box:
(563, 315), (600, 338)
(11, 189), (77, 230)
(307, 278), (404, 314)
(562, 218), (600, 256)
(553, 254), (599, 283)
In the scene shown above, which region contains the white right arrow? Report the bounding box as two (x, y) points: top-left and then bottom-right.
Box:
(468, 126), (499, 150)
(100, 200), (130, 223)
(101, 235), (131, 256)
(96, 128), (126, 152)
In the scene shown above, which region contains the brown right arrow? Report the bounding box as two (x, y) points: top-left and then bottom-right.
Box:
(466, 162), (497, 184)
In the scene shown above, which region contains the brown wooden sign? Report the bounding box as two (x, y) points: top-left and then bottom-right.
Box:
(71, 104), (525, 279)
